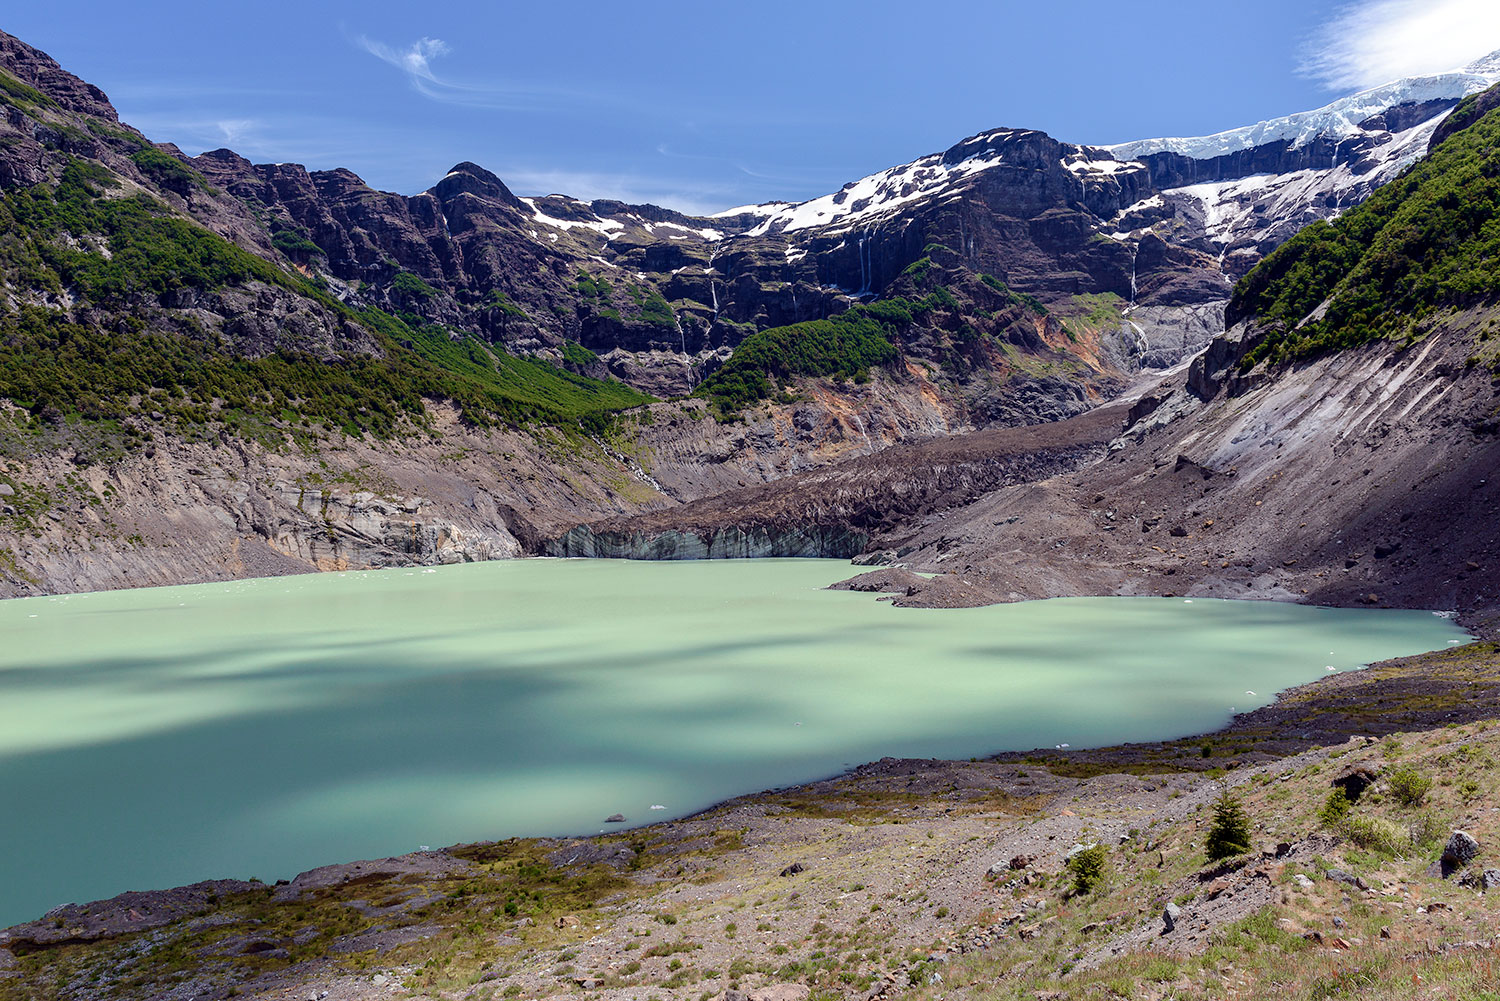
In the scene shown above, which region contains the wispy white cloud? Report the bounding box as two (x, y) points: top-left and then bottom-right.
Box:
(353, 33), (603, 112)
(214, 118), (258, 146)
(357, 36), (450, 86)
(1301, 0), (1500, 91)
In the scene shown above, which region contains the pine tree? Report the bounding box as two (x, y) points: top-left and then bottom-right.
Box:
(1205, 789), (1251, 860)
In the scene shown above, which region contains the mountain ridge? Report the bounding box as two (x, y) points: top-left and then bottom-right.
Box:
(1, 27), (1498, 600)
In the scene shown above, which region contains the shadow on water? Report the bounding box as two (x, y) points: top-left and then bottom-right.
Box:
(0, 564), (1467, 927)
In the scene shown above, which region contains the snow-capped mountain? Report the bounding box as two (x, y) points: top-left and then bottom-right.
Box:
(1110, 54), (1500, 161)
(169, 48), (1500, 393)
(1102, 51), (1500, 273)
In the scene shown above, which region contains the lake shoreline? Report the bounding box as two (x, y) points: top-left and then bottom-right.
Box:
(5, 620), (1492, 935)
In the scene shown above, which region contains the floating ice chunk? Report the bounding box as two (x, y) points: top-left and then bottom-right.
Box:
(649, 804), (666, 810)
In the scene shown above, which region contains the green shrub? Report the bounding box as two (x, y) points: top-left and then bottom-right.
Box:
(560, 341), (598, 367)
(1386, 766), (1432, 807)
(271, 229), (321, 257)
(130, 148), (207, 193)
(1340, 814), (1406, 856)
(484, 289), (528, 318)
(636, 290), (676, 329)
(391, 271), (438, 301)
(1319, 788), (1352, 827)
(1205, 789), (1252, 860)
(1065, 844), (1107, 894)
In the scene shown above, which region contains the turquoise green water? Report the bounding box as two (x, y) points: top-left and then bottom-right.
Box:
(0, 559), (1467, 926)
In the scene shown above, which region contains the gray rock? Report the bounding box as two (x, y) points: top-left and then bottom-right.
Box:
(604, 814), (625, 823)
(1442, 831), (1480, 871)
(1325, 868), (1359, 886)
(1485, 869), (1500, 890)
(1163, 902), (1181, 933)
(779, 862), (805, 877)
(0, 484), (13, 497)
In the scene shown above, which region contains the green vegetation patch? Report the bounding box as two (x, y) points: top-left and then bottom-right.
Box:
(693, 304), (901, 416)
(129, 148), (208, 193)
(391, 271), (438, 302)
(980, 272), (1048, 316)
(560, 340), (598, 367)
(0, 160), (651, 437)
(0, 68), (57, 113)
(270, 228), (322, 257)
(1231, 101), (1500, 366)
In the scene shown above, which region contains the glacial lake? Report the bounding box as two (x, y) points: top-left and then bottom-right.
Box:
(0, 558), (1468, 926)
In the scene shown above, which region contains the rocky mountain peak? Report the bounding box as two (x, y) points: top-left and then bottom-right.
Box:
(939, 127), (1052, 166)
(0, 29), (119, 122)
(431, 161), (523, 209)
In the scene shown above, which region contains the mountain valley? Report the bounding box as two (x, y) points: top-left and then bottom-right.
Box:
(5, 23), (1500, 1001)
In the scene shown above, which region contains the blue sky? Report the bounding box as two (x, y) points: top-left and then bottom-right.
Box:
(7, 0), (1500, 213)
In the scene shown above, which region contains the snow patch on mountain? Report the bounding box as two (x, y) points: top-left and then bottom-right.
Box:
(1109, 52), (1500, 161)
(741, 132), (1143, 238)
(520, 197), (624, 239)
(1162, 107), (1451, 254)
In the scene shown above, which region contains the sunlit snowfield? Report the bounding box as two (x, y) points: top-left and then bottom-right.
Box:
(0, 559), (1468, 925)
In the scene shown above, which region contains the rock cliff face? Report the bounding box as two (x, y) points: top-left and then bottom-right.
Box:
(173, 55), (1495, 397)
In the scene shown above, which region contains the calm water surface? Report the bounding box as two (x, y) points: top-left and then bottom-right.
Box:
(0, 559), (1468, 925)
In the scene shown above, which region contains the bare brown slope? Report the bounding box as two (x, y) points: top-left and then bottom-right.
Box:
(544, 400), (1129, 559)
(879, 305), (1500, 611)
(552, 304), (1500, 615)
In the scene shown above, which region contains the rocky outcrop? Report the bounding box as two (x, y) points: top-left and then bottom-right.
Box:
(545, 402), (1125, 561)
(545, 524), (867, 559)
(1431, 81), (1500, 149)
(0, 31), (120, 121)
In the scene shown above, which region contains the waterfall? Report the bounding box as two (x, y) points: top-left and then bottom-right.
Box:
(852, 411), (876, 450)
(706, 242), (720, 319)
(675, 312), (693, 389)
(1129, 243), (1139, 305)
(857, 233), (868, 294)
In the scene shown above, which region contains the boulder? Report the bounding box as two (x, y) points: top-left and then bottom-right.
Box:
(604, 814), (625, 824)
(1442, 831), (1480, 872)
(779, 862), (805, 877)
(1162, 902), (1181, 933)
